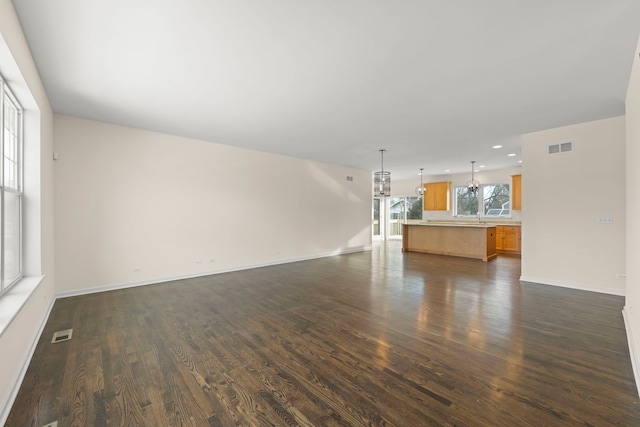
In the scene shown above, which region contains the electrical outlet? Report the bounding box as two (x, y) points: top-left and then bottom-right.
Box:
(195, 259), (202, 265)
(209, 258), (215, 264)
(596, 216), (613, 224)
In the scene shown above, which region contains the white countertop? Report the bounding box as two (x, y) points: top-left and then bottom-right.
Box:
(407, 222), (497, 228)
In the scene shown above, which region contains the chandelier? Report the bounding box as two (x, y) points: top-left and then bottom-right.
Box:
(374, 149), (390, 197)
(466, 160), (480, 194)
(415, 168), (424, 196)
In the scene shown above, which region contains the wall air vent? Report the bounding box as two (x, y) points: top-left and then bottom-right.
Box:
(547, 141), (573, 154)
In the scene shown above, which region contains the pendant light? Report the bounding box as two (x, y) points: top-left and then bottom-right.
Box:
(374, 149), (390, 197)
(415, 168), (424, 196)
(466, 160), (480, 194)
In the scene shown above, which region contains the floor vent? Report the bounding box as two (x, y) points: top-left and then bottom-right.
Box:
(41, 422), (58, 427)
(51, 329), (73, 343)
(547, 141), (573, 154)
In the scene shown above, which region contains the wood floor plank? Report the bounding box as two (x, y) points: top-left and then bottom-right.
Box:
(6, 241), (640, 426)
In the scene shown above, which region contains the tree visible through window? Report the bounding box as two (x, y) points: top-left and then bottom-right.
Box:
(456, 187), (478, 216)
(483, 184), (510, 216)
(455, 184), (510, 217)
(407, 196), (422, 220)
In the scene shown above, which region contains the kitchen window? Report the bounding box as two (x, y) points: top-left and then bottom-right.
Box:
(455, 184), (510, 217)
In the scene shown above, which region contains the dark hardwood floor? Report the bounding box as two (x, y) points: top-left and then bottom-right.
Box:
(6, 241), (640, 426)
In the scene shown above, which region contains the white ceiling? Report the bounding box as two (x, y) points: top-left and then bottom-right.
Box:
(11, 0), (640, 180)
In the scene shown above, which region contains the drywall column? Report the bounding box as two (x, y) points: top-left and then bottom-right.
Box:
(625, 36), (640, 395)
(521, 116), (626, 295)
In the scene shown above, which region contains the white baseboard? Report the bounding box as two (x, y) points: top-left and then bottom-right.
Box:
(623, 306), (640, 397)
(57, 246), (372, 299)
(519, 276), (625, 296)
(0, 295), (55, 426)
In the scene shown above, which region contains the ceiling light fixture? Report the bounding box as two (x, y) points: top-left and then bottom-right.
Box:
(493, 145), (503, 149)
(374, 149), (390, 197)
(466, 160), (480, 194)
(415, 168), (424, 196)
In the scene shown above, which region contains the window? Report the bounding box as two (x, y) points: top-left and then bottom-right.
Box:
(456, 187), (478, 216)
(455, 184), (510, 217)
(0, 76), (23, 296)
(389, 197), (405, 237)
(389, 196), (422, 237)
(406, 196), (422, 220)
(372, 197), (381, 237)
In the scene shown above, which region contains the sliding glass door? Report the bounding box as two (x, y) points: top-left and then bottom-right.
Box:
(391, 196), (423, 239)
(373, 196), (423, 240)
(372, 197), (381, 239)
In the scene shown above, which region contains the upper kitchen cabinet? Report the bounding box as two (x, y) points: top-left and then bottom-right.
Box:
(512, 174), (521, 211)
(423, 181), (450, 211)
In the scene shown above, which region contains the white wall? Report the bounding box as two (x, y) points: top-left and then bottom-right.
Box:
(521, 116), (626, 295)
(624, 36), (640, 395)
(54, 115), (372, 294)
(392, 167), (523, 221)
(0, 0), (55, 421)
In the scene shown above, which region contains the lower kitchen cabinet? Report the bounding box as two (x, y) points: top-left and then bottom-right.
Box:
(496, 225), (521, 253)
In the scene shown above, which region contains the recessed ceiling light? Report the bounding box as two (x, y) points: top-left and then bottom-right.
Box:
(518, 160), (523, 163)
(479, 165), (486, 168)
(493, 145), (503, 149)
(444, 169), (451, 172)
(507, 153), (516, 157)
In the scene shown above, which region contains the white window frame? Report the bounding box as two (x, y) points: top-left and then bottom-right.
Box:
(0, 75), (24, 296)
(454, 183), (511, 219)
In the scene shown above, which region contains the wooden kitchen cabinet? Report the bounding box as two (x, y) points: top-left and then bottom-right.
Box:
(496, 225), (521, 253)
(496, 226), (504, 251)
(512, 174), (521, 211)
(503, 226), (520, 252)
(423, 181), (450, 211)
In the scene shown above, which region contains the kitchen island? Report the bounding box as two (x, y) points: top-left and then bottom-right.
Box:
(402, 223), (497, 261)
